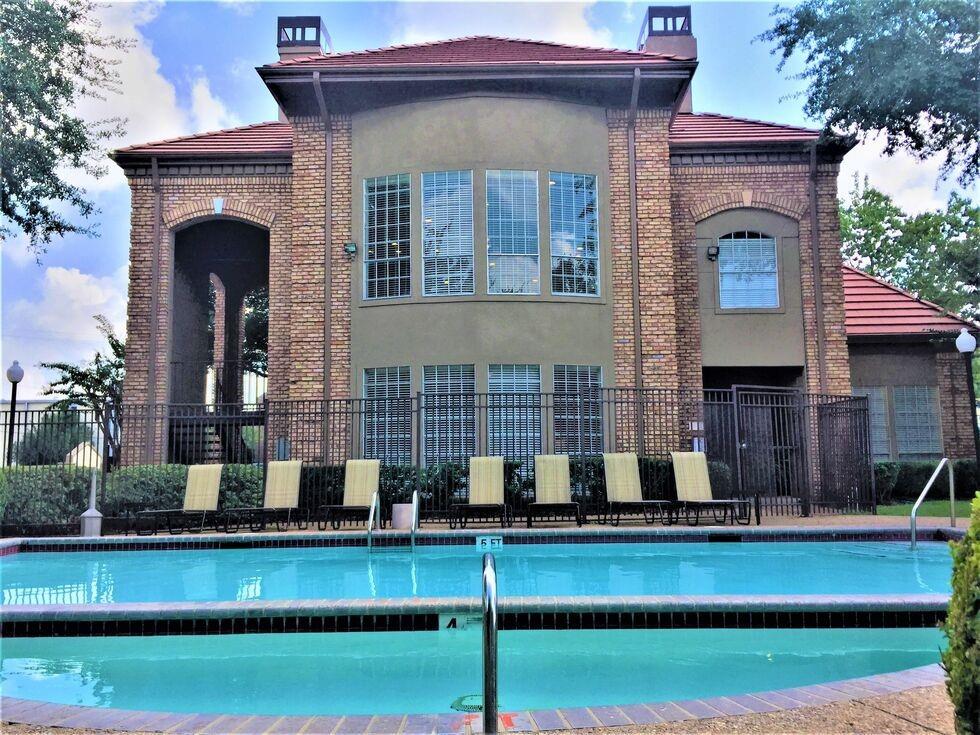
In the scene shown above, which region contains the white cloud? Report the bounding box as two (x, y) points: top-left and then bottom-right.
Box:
(390, 2), (613, 48)
(4, 265), (128, 399)
(189, 73), (241, 132)
(838, 132), (966, 215)
(217, 0), (256, 16)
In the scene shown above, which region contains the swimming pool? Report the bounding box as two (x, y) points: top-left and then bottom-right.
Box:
(1, 542), (951, 604)
(0, 628), (944, 715)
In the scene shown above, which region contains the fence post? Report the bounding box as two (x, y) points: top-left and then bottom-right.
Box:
(99, 400), (112, 506)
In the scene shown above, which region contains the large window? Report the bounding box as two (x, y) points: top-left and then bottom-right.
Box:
(852, 386), (891, 460)
(362, 366), (412, 462)
(422, 170), (474, 296)
(423, 364), (476, 465)
(717, 232), (779, 309)
(487, 170), (539, 294)
(554, 364), (603, 454)
(364, 174), (411, 299)
(893, 385), (942, 460)
(488, 364), (541, 459)
(549, 171), (599, 296)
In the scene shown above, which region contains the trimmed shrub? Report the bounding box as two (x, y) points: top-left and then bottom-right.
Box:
(874, 462), (902, 505)
(0, 465), (91, 525)
(876, 460), (979, 504)
(102, 464), (263, 518)
(942, 493), (980, 733)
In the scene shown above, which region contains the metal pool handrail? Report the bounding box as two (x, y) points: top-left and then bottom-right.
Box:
(910, 457), (954, 550)
(482, 552), (498, 734)
(410, 489), (419, 551)
(366, 491), (379, 550)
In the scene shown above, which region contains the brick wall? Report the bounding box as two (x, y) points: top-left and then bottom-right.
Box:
(937, 351), (979, 459)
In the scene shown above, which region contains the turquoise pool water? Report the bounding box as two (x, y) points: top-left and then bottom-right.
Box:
(1, 542), (950, 604)
(0, 629), (943, 714)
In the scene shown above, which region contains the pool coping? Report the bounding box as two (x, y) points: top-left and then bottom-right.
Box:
(0, 663), (947, 733)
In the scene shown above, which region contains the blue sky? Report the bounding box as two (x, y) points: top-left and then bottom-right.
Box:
(1, 1), (972, 398)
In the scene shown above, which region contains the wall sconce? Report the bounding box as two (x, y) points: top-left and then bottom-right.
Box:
(706, 245), (719, 262)
(344, 242), (358, 259)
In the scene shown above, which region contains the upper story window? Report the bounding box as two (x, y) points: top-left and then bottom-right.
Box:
(487, 170), (540, 294)
(717, 231), (779, 309)
(422, 170), (474, 296)
(364, 174), (411, 299)
(549, 171), (599, 296)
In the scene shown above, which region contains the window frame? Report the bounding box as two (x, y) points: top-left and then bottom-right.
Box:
(892, 384), (943, 461)
(363, 174), (412, 301)
(553, 364), (604, 455)
(716, 231), (780, 311)
(361, 366), (412, 462)
(486, 169), (541, 296)
(422, 364), (477, 466)
(548, 171), (601, 298)
(421, 169), (475, 298)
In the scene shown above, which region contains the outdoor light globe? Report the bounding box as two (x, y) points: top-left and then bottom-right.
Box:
(6, 361), (23, 384)
(956, 327), (977, 354)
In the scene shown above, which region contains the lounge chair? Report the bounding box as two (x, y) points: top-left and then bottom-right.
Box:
(670, 451), (755, 526)
(527, 454), (581, 527)
(319, 459), (381, 530)
(136, 464), (224, 535)
(603, 452), (672, 525)
(449, 456), (512, 528)
(226, 460), (307, 532)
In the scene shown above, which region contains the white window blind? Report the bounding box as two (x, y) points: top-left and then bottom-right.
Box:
(423, 364), (476, 465)
(852, 386), (891, 460)
(488, 364), (541, 460)
(893, 385), (941, 460)
(549, 172), (599, 296)
(422, 170), (474, 296)
(362, 366), (412, 462)
(554, 364), (603, 454)
(487, 170), (540, 294)
(364, 175), (411, 299)
(717, 231), (778, 309)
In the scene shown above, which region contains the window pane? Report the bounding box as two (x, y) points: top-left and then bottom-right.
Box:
(362, 366), (412, 462)
(488, 364), (541, 461)
(364, 175), (411, 299)
(852, 386), (891, 460)
(554, 365), (603, 454)
(549, 171), (599, 296)
(423, 170), (473, 296)
(423, 364), (476, 465)
(893, 385), (941, 460)
(717, 232), (778, 309)
(488, 170), (539, 294)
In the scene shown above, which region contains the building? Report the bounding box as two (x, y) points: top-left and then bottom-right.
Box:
(114, 7), (854, 419)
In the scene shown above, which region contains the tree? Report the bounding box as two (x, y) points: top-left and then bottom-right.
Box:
(761, 0), (979, 185)
(0, 0), (130, 257)
(11, 410), (93, 465)
(242, 286), (268, 377)
(39, 314), (125, 458)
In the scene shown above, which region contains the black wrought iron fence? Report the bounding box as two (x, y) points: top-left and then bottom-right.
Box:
(1, 386), (874, 535)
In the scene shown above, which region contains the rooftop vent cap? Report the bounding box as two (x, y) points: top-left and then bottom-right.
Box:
(277, 16), (332, 59)
(638, 5), (696, 112)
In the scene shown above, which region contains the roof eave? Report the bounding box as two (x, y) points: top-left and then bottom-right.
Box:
(258, 59), (697, 79)
(111, 150), (293, 166)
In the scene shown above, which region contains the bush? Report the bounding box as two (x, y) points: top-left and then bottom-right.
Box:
(11, 411), (93, 466)
(876, 460), (979, 504)
(0, 465), (91, 525)
(102, 464), (263, 517)
(942, 493), (980, 733)
(874, 462), (902, 505)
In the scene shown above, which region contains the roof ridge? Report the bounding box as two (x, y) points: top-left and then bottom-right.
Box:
(114, 121), (286, 153)
(842, 265), (977, 328)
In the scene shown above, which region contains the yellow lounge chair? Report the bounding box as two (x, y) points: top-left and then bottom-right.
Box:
(527, 455), (581, 527)
(319, 459), (381, 530)
(670, 451), (755, 526)
(136, 464), (224, 535)
(223, 460), (306, 532)
(450, 456), (511, 528)
(602, 452), (671, 525)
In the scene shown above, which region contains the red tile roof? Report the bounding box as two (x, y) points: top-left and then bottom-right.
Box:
(268, 35), (688, 69)
(669, 112), (820, 145)
(113, 122), (292, 157)
(842, 265), (975, 337)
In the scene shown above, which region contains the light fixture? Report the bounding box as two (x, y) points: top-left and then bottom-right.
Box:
(956, 327), (977, 355)
(706, 245), (719, 262)
(344, 242), (357, 258)
(954, 327), (980, 469)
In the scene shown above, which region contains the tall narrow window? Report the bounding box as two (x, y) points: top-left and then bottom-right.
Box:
(487, 170), (539, 294)
(717, 232), (779, 309)
(554, 365), (603, 454)
(364, 175), (411, 299)
(362, 366), (412, 462)
(488, 364), (541, 461)
(549, 171), (599, 296)
(423, 364), (476, 465)
(422, 170), (474, 296)
(893, 385), (941, 460)
(852, 386), (891, 460)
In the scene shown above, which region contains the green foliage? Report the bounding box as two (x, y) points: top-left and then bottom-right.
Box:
(101, 464), (263, 518)
(761, 0), (979, 185)
(875, 460), (979, 503)
(942, 494), (980, 733)
(874, 461), (902, 505)
(0, 465), (91, 525)
(11, 410), (93, 465)
(242, 287), (269, 377)
(0, 0), (131, 255)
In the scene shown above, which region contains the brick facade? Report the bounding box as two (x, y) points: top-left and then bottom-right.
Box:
(936, 351), (978, 459)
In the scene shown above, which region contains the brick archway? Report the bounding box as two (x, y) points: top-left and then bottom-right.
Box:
(163, 198), (277, 231)
(690, 190), (807, 222)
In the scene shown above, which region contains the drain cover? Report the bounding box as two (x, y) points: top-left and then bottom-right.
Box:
(450, 694), (483, 713)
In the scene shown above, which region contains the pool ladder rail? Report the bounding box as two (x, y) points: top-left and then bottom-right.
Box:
(366, 489), (420, 552)
(910, 457), (955, 550)
(482, 552), (499, 734)
(366, 491), (379, 550)
(410, 488), (419, 551)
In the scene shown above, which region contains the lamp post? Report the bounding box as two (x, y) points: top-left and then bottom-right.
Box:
(5, 361), (24, 467)
(955, 328), (980, 469)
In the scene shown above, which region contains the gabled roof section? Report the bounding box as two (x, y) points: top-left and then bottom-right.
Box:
(113, 122), (292, 158)
(669, 113), (821, 146)
(267, 35), (688, 69)
(843, 265), (976, 337)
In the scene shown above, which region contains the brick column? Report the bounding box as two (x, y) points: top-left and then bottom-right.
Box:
(937, 350), (978, 459)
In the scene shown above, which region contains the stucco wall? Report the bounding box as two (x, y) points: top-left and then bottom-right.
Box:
(349, 96), (614, 394)
(849, 342), (938, 386)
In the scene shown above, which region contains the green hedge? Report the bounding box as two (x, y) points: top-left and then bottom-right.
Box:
(943, 493), (980, 733)
(875, 460), (979, 505)
(0, 465), (92, 525)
